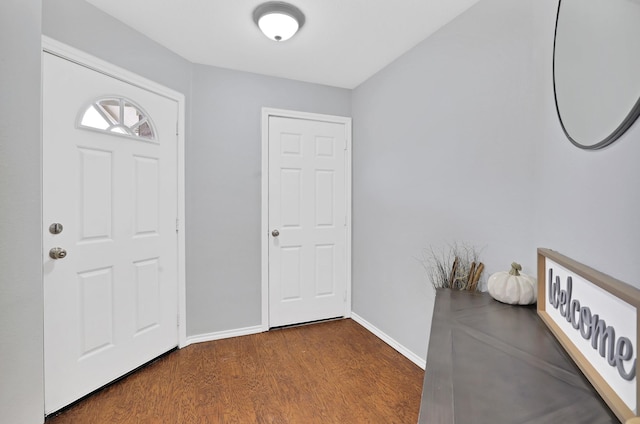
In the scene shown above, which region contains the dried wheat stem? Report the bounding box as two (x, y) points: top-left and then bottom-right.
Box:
(467, 261), (477, 288)
(449, 257), (458, 288)
(470, 262), (485, 291)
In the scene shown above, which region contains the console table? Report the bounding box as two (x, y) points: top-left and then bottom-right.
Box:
(418, 289), (619, 423)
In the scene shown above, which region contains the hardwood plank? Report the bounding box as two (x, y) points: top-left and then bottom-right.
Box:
(47, 319), (424, 423)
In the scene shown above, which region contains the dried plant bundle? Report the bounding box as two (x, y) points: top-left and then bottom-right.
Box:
(421, 243), (484, 291)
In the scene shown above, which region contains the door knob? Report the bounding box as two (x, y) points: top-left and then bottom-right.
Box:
(49, 247), (67, 260)
(271, 229), (280, 237)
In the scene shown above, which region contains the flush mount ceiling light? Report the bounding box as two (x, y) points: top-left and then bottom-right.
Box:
(253, 2), (305, 42)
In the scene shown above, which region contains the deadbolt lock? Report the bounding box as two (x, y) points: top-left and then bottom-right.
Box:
(49, 223), (64, 234)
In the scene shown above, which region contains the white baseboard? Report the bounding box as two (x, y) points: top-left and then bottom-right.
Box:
(185, 325), (264, 347)
(350, 313), (426, 370)
(184, 316), (427, 371)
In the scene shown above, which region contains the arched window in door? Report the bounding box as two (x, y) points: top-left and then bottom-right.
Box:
(78, 97), (156, 141)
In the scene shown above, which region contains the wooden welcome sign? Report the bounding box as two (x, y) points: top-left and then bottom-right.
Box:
(537, 248), (640, 423)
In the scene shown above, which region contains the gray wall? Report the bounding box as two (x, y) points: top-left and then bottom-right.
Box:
(42, 0), (192, 97)
(351, 0), (537, 360)
(187, 65), (351, 335)
(0, 1), (44, 423)
(531, 0), (640, 286)
(351, 0), (640, 362)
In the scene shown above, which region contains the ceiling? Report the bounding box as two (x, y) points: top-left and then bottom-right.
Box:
(85, 0), (480, 89)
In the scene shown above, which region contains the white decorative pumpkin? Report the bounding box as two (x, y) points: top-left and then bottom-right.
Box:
(487, 262), (537, 305)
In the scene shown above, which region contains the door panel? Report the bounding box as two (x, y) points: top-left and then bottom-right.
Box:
(268, 116), (348, 327)
(43, 52), (178, 413)
(78, 267), (114, 356)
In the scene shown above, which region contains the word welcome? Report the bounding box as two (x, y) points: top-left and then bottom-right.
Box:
(548, 268), (636, 381)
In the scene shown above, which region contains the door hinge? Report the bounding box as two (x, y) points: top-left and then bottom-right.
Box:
(176, 121), (179, 136)
(176, 218), (179, 233)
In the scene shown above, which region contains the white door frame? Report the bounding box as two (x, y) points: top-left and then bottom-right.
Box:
(42, 36), (188, 348)
(261, 107), (352, 330)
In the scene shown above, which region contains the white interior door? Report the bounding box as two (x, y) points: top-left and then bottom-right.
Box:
(268, 114), (350, 327)
(43, 52), (179, 413)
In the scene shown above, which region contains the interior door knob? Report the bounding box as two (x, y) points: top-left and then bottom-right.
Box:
(271, 229), (280, 237)
(49, 247), (67, 260)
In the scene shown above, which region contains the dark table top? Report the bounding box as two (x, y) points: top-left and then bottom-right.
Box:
(418, 289), (618, 424)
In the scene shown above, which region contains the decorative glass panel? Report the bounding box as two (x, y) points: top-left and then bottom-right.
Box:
(79, 97), (156, 141)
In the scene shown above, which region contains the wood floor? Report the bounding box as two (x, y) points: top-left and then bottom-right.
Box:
(46, 319), (424, 423)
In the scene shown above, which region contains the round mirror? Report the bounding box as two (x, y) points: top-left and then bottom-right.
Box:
(553, 0), (640, 149)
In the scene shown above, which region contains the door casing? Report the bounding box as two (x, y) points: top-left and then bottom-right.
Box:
(42, 36), (187, 348)
(261, 108), (352, 330)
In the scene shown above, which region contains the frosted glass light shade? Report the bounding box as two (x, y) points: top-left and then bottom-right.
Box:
(253, 2), (305, 42)
(258, 13), (299, 41)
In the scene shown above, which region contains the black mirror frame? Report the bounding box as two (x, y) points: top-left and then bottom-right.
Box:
(552, 0), (640, 150)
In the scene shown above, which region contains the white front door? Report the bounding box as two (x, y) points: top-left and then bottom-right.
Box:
(267, 113), (351, 327)
(43, 52), (179, 413)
